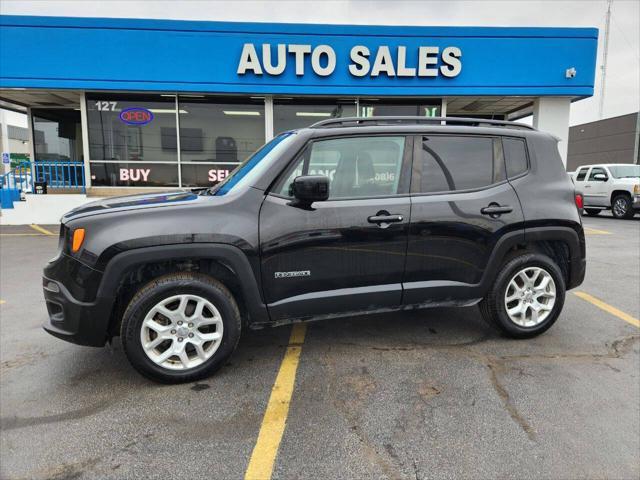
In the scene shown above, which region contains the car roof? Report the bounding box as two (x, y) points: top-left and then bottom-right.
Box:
(576, 164), (637, 168)
(294, 116), (541, 140)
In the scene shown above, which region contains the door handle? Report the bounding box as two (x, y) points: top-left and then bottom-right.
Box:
(481, 204), (513, 217)
(368, 214), (404, 224)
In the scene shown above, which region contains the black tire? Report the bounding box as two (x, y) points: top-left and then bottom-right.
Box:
(584, 208), (601, 216)
(612, 194), (635, 219)
(120, 272), (241, 383)
(479, 253), (565, 339)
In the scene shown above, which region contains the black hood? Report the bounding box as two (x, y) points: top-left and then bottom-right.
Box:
(62, 190), (200, 222)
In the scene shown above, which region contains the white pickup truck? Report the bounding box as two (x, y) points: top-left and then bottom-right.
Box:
(572, 164), (640, 219)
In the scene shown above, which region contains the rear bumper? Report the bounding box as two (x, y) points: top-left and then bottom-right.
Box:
(42, 276), (113, 347)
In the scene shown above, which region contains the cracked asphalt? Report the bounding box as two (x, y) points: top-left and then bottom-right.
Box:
(1, 213), (639, 480)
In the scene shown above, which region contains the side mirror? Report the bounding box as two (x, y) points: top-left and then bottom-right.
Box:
(593, 173), (608, 181)
(290, 175), (329, 207)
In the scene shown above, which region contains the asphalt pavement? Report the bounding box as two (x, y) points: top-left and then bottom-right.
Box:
(1, 214), (638, 480)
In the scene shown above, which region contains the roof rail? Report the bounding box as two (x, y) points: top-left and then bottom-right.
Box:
(309, 116), (536, 131)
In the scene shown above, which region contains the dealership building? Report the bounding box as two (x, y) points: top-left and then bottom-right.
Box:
(0, 15), (598, 193)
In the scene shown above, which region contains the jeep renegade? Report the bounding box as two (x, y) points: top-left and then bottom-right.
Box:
(43, 117), (586, 383)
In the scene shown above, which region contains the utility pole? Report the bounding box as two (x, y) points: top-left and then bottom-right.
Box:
(598, 0), (612, 119)
(634, 112), (639, 164)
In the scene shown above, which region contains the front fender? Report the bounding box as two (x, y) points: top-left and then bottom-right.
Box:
(97, 243), (269, 325)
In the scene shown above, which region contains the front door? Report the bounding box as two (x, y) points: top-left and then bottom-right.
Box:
(260, 135), (412, 322)
(403, 134), (525, 304)
(583, 166), (609, 206)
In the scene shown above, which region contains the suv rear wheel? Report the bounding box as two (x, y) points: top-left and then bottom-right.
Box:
(612, 194), (634, 219)
(120, 272), (241, 383)
(480, 253), (565, 338)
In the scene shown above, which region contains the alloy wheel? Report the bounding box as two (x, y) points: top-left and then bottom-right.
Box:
(504, 267), (556, 327)
(613, 197), (628, 217)
(140, 294), (223, 370)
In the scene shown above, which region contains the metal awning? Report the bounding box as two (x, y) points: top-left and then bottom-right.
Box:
(0, 89), (81, 110)
(0, 89), (536, 120)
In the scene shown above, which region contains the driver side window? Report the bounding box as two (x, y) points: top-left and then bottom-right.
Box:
(588, 167), (607, 181)
(276, 136), (407, 199)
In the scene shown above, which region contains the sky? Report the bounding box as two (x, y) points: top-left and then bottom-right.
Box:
(1, 0), (639, 127)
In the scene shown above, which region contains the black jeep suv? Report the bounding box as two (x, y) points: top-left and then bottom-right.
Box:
(43, 117), (586, 383)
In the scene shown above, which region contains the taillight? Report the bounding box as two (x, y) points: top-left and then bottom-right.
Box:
(575, 192), (584, 209)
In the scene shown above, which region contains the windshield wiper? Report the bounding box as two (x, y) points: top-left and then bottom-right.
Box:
(204, 184), (222, 195)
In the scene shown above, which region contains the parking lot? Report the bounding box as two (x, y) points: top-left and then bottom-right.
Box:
(1, 213), (638, 480)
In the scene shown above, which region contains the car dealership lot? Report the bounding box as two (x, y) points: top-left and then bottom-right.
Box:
(1, 215), (638, 480)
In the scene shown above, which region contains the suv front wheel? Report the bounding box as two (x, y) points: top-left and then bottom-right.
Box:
(612, 194), (635, 219)
(120, 272), (241, 383)
(480, 253), (566, 338)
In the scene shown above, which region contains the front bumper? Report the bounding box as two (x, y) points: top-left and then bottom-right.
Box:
(633, 195), (640, 210)
(42, 276), (113, 347)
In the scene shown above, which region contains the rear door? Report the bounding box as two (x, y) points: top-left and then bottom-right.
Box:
(259, 134), (412, 322)
(403, 133), (525, 304)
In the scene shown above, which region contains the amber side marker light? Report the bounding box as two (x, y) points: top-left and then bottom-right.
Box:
(71, 228), (86, 253)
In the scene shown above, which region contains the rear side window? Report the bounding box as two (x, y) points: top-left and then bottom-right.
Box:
(503, 137), (528, 178)
(576, 167), (589, 181)
(275, 136), (407, 199)
(414, 135), (504, 193)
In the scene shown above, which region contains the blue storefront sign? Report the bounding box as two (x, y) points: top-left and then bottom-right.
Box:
(0, 15), (597, 96)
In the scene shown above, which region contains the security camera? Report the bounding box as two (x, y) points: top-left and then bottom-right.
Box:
(566, 67), (577, 79)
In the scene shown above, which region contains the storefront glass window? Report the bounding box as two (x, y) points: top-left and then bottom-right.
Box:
(32, 109), (83, 162)
(178, 96), (265, 187)
(359, 100), (441, 117)
(87, 94), (179, 187)
(273, 99), (357, 134)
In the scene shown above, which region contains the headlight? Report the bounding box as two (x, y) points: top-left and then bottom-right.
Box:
(634, 184), (640, 195)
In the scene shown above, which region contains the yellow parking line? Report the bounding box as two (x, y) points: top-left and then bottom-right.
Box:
(584, 227), (611, 235)
(0, 233), (47, 236)
(245, 323), (307, 480)
(574, 291), (639, 328)
(29, 224), (55, 236)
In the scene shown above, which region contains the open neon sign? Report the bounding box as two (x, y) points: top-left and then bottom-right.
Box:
(119, 107), (154, 125)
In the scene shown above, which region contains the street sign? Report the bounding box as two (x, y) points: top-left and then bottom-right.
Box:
(2, 152), (9, 164)
(34, 181), (47, 194)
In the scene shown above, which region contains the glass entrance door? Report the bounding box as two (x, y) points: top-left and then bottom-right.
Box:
(32, 108), (83, 162)
(31, 108), (85, 189)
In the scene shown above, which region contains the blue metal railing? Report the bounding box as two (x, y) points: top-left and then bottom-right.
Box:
(33, 161), (86, 192)
(1, 160), (86, 193)
(1, 161), (32, 191)
(1, 161), (32, 208)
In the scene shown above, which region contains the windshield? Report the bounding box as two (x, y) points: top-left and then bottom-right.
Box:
(608, 165), (640, 178)
(209, 132), (296, 196)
